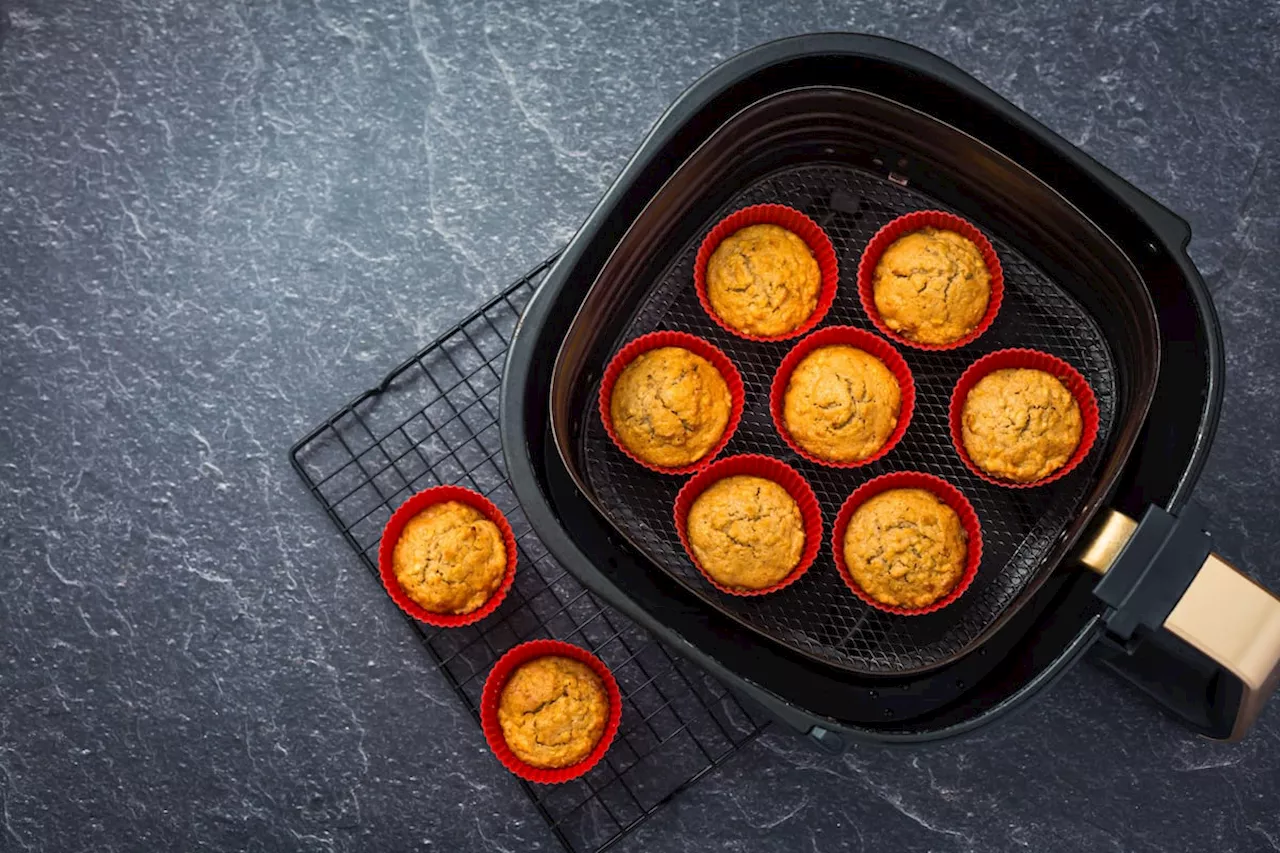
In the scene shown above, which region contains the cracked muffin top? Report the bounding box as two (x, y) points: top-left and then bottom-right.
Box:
(706, 224), (821, 337)
(842, 488), (968, 609)
(609, 345), (732, 468)
(685, 475), (805, 591)
(872, 227), (991, 345)
(782, 345), (901, 463)
(497, 656), (610, 769)
(961, 367), (1083, 483)
(392, 500), (507, 614)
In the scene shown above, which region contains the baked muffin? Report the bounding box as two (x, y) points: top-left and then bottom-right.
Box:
(961, 367), (1083, 483)
(609, 346), (732, 468)
(686, 475), (805, 590)
(392, 500), (507, 614)
(706, 224), (821, 336)
(783, 345), (901, 463)
(872, 227), (991, 345)
(842, 488), (968, 609)
(497, 656), (610, 769)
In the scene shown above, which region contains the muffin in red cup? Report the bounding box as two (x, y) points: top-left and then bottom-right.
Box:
(832, 471), (982, 615)
(377, 485), (517, 628)
(949, 348), (1100, 488)
(769, 326), (915, 468)
(694, 204), (838, 341)
(598, 331), (744, 475)
(673, 454), (822, 596)
(480, 640), (623, 784)
(857, 210), (1004, 350)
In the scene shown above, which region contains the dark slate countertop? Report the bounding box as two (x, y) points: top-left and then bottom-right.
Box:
(2, 1), (1279, 851)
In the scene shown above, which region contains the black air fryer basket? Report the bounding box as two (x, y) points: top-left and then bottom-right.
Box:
(502, 34), (1280, 746)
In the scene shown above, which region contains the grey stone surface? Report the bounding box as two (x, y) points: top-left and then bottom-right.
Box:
(1, 0), (1278, 851)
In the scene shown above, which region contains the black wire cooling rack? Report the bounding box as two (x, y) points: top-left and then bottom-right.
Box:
(289, 254), (767, 853)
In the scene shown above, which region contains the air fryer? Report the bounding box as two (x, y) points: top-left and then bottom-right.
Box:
(499, 33), (1280, 746)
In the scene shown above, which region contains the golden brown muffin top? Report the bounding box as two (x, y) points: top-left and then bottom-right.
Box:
(497, 656), (610, 769)
(872, 227), (991, 345)
(961, 367), (1084, 483)
(392, 500), (507, 614)
(706, 224), (821, 337)
(783, 345), (901, 463)
(686, 475), (805, 590)
(609, 346), (732, 468)
(842, 488), (968, 609)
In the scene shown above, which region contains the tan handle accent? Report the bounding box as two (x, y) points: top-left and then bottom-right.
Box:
(1081, 510), (1280, 740)
(1164, 553), (1280, 740)
(1079, 510), (1137, 576)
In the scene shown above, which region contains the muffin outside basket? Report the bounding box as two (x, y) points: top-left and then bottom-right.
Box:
(693, 203), (839, 341)
(831, 471), (983, 616)
(769, 325), (916, 469)
(948, 348), (1101, 488)
(480, 639), (624, 784)
(598, 330), (745, 475)
(856, 209), (1005, 351)
(377, 485), (518, 628)
(672, 454), (823, 597)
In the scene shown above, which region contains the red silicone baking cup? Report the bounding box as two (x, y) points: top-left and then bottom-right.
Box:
(480, 639), (623, 784)
(948, 348), (1100, 489)
(672, 454), (823, 597)
(598, 330), (745, 475)
(377, 486), (517, 628)
(831, 471), (983, 616)
(693, 204), (839, 341)
(769, 325), (916, 469)
(856, 210), (1004, 350)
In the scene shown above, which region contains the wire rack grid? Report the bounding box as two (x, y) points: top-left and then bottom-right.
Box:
(289, 254), (767, 853)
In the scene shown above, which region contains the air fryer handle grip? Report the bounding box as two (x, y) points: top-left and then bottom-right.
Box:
(1161, 553), (1280, 739)
(1084, 506), (1280, 740)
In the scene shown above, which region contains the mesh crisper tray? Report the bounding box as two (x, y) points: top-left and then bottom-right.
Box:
(290, 257), (766, 853)
(581, 163), (1117, 675)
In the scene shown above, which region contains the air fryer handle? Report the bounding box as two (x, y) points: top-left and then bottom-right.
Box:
(1082, 505), (1280, 740)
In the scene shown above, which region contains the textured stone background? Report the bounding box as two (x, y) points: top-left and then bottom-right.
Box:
(1, 1), (1278, 851)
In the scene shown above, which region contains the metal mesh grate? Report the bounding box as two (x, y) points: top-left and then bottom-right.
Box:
(290, 256), (766, 853)
(580, 163), (1118, 675)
